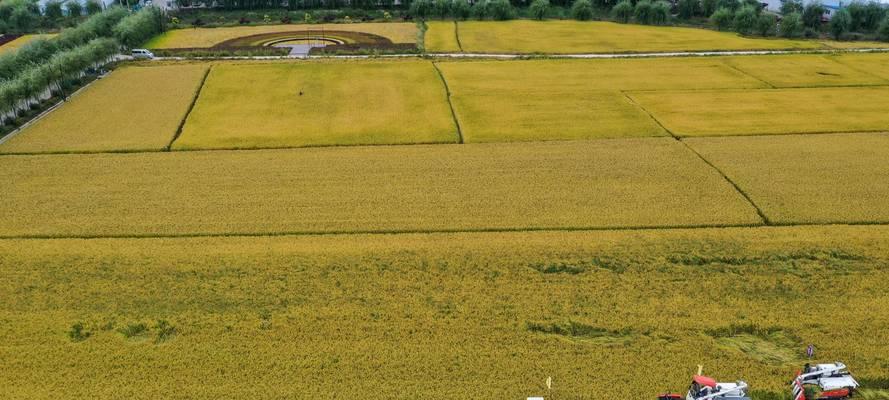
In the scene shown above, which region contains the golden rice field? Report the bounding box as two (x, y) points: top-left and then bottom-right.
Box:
(832, 52), (889, 80)
(144, 22), (418, 48)
(0, 64), (208, 154)
(2, 226), (889, 398)
(0, 34), (56, 54)
(722, 54), (888, 88)
(426, 20), (828, 54)
(0, 139), (763, 238)
(685, 133), (889, 225)
(629, 86), (889, 136)
(436, 57), (764, 142)
(174, 60), (456, 149)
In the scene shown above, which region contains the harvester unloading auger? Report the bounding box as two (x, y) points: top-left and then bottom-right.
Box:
(658, 366), (751, 400)
(791, 362), (859, 400)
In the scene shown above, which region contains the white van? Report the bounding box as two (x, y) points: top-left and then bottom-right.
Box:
(131, 49), (155, 60)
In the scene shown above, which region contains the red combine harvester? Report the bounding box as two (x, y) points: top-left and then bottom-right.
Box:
(791, 362), (859, 400)
(658, 374), (751, 400)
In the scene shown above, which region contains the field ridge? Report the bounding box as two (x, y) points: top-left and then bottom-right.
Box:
(167, 65), (213, 151)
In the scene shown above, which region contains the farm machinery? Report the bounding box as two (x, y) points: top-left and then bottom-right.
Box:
(658, 374), (751, 400)
(791, 362), (859, 400)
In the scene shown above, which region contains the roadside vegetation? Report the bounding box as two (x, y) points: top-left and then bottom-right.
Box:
(0, 0), (104, 34)
(0, 64), (208, 153)
(0, 6), (166, 137)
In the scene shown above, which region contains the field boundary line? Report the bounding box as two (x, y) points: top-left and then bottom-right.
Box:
(623, 90), (771, 225)
(679, 140), (772, 225)
(166, 64), (213, 151)
(453, 21), (464, 53)
(3, 130), (888, 157)
(431, 61), (464, 144)
(722, 62), (776, 89)
(7, 222), (889, 241)
(621, 91), (673, 138)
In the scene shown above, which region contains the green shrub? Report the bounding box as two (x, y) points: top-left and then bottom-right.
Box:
(487, 0), (515, 20)
(68, 322), (91, 342)
(651, 1), (670, 24)
(879, 15), (889, 41)
(755, 12), (776, 36)
(612, 0), (634, 22)
(861, 1), (886, 31)
(85, 0), (102, 15)
(530, 0), (550, 20)
(711, 7), (734, 30)
(830, 8), (851, 39)
(410, 0), (435, 19)
(733, 5), (757, 34)
(634, 0), (654, 24)
(702, 0), (718, 16)
(435, 0), (451, 19)
(471, 0), (489, 19)
(780, 12), (804, 37)
(66, 2), (83, 18)
(716, 0), (740, 12)
(802, 2), (825, 29)
(572, 0), (594, 20)
(780, 0), (802, 15)
(678, 0), (701, 19)
(452, 0), (471, 19)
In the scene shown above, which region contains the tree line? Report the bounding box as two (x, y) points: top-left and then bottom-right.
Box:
(1, 0), (105, 34)
(0, 6), (166, 127)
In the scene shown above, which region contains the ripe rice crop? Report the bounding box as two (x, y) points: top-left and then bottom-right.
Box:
(1, 64), (208, 154)
(629, 86), (889, 136)
(1, 225), (888, 398)
(434, 20), (824, 54)
(173, 60), (457, 149)
(685, 132), (889, 225)
(424, 21), (461, 52)
(0, 34), (56, 54)
(145, 23), (418, 49)
(834, 52), (889, 80)
(724, 54), (888, 88)
(0, 139), (761, 237)
(436, 58), (765, 142)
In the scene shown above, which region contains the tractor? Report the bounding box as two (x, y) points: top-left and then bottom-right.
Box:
(791, 362), (859, 400)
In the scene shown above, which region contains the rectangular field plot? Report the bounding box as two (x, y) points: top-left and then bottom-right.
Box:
(440, 20), (822, 54)
(0, 64), (208, 154)
(437, 58), (766, 142)
(2, 225), (889, 398)
(723, 54), (888, 88)
(0, 139), (761, 237)
(174, 61), (457, 149)
(685, 133), (889, 224)
(834, 52), (889, 80)
(425, 21), (461, 52)
(629, 86), (889, 136)
(145, 22), (418, 48)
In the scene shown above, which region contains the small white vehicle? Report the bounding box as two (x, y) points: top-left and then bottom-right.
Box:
(792, 362), (859, 400)
(131, 49), (155, 60)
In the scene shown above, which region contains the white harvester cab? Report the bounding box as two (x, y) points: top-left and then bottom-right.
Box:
(792, 362), (859, 400)
(659, 374), (751, 400)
